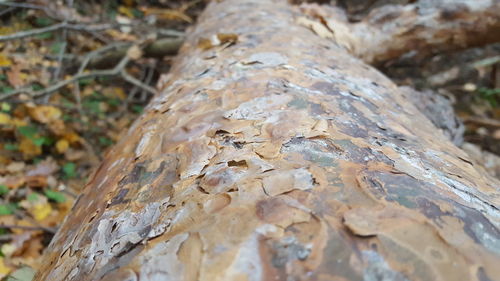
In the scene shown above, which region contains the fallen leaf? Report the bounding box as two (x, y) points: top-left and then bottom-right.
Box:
(55, 139), (69, 154)
(44, 190), (66, 203)
(62, 132), (80, 144)
(6, 162), (25, 173)
(0, 257), (12, 277)
(32, 203), (52, 222)
(0, 53), (12, 67)
(118, 6), (135, 18)
(47, 119), (66, 135)
(26, 176), (47, 188)
(1, 244), (16, 257)
(1, 176), (25, 189)
(64, 149), (85, 161)
(0, 204), (16, 215)
(28, 105), (62, 124)
(26, 158), (58, 177)
(0, 112), (12, 125)
(18, 138), (42, 158)
(126, 45), (143, 60)
(6, 64), (24, 88)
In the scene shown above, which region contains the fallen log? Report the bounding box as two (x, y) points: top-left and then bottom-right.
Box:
(36, 0), (500, 280)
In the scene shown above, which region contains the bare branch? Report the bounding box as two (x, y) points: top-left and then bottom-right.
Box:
(0, 55), (136, 101)
(121, 69), (158, 96)
(0, 224), (57, 234)
(0, 22), (113, 42)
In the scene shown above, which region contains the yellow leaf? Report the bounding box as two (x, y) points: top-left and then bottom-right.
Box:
(56, 139), (69, 154)
(19, 138), (42, 158)
(0, 112), (11, 125)
(28, 105), (62, 124)
(63, 132), (81, 144)
(103, 87), (126, 100)
(0, 53), (11, 67)
(118, 6), (135, 18)
(33, 203), (52, 222)
(11, 118), (27, 127)
(0, 257), (11, 277)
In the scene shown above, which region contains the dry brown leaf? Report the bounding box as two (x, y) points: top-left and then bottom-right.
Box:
(6, 162), (25, 173)
(1, 175), (25, 189)
(6, 64), (24, 88)
(127, 45), (143, 60)
(64, 149), (85, 161)
(26, 158), (58, 177)
(26, 175), (48, 188)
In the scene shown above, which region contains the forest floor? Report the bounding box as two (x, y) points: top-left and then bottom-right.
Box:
(0, 0), (204, 279)
(0, 0), (498, 279)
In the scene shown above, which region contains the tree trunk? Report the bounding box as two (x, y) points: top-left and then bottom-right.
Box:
(36, 0), (500, 280)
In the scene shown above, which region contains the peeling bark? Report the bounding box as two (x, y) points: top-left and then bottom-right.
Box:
(301, 0), (500, 64)
(36, 0), (500, 280)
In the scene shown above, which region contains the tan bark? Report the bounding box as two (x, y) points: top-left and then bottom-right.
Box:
(36, 0), (500, 280)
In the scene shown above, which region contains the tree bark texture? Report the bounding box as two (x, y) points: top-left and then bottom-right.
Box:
(36, 0), (500, 280)
(300, 0), (500, 64)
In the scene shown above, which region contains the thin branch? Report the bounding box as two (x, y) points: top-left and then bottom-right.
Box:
(0, 2), (46, 11)
(0, 6), (15, 17)
(12, 209), (58, 234)
(0, 224), (56, 233)
(140, 64), (156, 101)
(78, 42), (130, 73)
(0, 56), (131, 101)
(0, 22), (113, 42)
(53, 27), (69, 80)
(0, 234), (16, 242)
(157, 29), (185, 37)
(121, 69), (158, 96)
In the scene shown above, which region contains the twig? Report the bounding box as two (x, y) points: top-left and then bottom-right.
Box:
(121, 69), (158, 96)
(0, 234), (16, 242)
(0, 224), (56, 233)
(78, 42), (130, 74)
(0, 2), (45, 11)
(0, 87), (32, 101)
(13, 209), (58, 234)
(140, 64), (157, 101)
(0, 6), (15, 17)
(73, 81), (84, 116)
(463, 116), (500, 128)
(0, 56), (130, 101)
(126, 68), (148, 104)
(53, 28), (69, 80)
(157, 29), (185, 37)
(0, 22), (112, 42)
